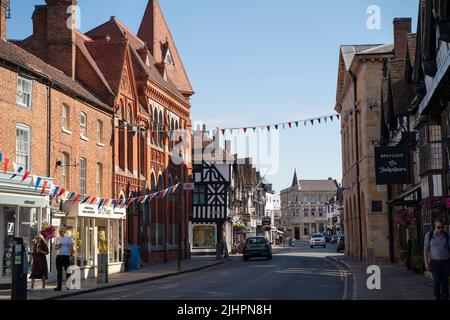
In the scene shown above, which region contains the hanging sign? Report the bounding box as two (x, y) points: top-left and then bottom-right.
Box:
(183, 183), (194, 191)
(374, 145), (412, 185)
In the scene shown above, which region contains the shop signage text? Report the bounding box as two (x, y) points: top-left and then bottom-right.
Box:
(374, 146), (412, 185)
(65, 204), (126, 220)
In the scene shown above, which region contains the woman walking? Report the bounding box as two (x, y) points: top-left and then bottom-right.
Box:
(28, 234), (49, 292)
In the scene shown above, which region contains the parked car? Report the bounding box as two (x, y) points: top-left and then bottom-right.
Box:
(243, 236), (272, 261)
(337, 235), (345, 252)
(331, 235), (338, 244)
(310, 233), (326, 248)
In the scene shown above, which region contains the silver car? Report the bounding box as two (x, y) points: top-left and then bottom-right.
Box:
(310, 233), (326, 248)
(243, 237), (273, 261)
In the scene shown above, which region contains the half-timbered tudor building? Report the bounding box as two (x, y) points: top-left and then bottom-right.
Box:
(17, 0), (194, 264)
(190, 133), (232, 255)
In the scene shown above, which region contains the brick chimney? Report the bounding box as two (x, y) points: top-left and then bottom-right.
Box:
(393, 18), (412, 60)
(44, 0), (78, 78)
(0, 0), (7, 41)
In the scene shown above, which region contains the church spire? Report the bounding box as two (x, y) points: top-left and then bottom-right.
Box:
(292, 169), (298, 187)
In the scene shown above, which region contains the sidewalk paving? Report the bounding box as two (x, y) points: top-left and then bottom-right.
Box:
(0, 246), (289, 301)
(329, 255), (436, 300)
(0, 256), (232, 301)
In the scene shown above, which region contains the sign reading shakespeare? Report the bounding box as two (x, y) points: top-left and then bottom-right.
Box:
(374, 146), (412, 185)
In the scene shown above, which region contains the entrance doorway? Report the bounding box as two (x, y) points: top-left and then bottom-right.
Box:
(294, 227), (300, 240)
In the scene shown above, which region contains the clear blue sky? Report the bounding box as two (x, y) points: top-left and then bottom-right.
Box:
(7, 0), (418, 194)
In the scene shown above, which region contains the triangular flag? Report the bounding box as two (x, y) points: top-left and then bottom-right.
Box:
(318, 118), (321, 124)
(56, 188), (66, 199)
(243, 128), (247, 134)
(137, 196), (146, 205)
(336, 115), (340, 120)
(98, 199), (105, 209)
(73, 194), (82, 203)
(131, 130), (137, 137)
(330, 116), (334, 122)
(3, 157), (9, 174)
(295, 122), (299, 127)
(81, 196), (90, 204)
(34, 177), (42, 191)
(40, 181), (48, 196)
(310, 119), (314, 125)
(67, 192), (76, 202)
(89, 197), (97, 205)
(0, 153), (2, 162)
(275, 125), (278, 130)
(304, 121), (307, 126)
(113, 199), (119, 209)
(267, 126), (271, 131)
(51, 186), (60, 200)
(221, 129), (226, 135)
(11, 167), (23, 179)
(121, 198), (128, 208)
(12, 161), (18, 173)
(171, 184), (179, 193)
(20, 171), (30, 184)
(126, 198), (134, 208)
(324, 117), (327, 123)
(253, 128), (256, 133)
(288, 123), (292, 128)
(102, 199), (110, 208)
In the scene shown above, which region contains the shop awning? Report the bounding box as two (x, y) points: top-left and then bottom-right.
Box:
(0, 192), (50, 207)
(387, 185), (421, 206)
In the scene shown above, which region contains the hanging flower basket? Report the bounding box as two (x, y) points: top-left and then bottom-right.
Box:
(40, 222), (56, 240)
(394, 210), (420, 226)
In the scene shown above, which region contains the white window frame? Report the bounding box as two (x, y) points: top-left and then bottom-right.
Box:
(97, 120), (104, 146)
(80, 158), (87, 194)
(61, 104), (70, 133)
(61, 152), (69, 189)
(80, 112), (88, 139)
(15, 124), (31, 171)
(96, 163), (103, 198)
(16, 76), (33, 108)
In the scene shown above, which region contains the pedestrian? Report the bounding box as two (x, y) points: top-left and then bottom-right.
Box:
(424, 219), (450, 301)
(54, 227), (73, 291)
(28, 233), (49, 292)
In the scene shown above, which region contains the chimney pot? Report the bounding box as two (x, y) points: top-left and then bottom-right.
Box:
(0, 0), (8, 41)
(393, 17), (412, 60)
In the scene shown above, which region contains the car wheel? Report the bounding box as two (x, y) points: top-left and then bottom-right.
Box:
(310, 245), (313, 248)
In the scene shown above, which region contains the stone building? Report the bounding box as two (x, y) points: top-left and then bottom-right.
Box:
(280, 171), (338, 240)
(335, 37), (397, 261)
(11, 0), (193, 265)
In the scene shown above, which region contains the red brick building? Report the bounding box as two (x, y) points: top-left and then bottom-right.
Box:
(17, 0), (193, 264)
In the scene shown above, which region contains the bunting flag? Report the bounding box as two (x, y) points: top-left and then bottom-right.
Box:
(102, 199), (109, 208)
(73, 194), (82, 203)
(89, 197), (97, 205)
(275, 125), (279, 130)
(34, 177), (42, 191)
(113, 199), (119, 209)
(0, 152), (2, 162)
(20, 170), (30, 183)
(67, 192), (76, 202)
(337, 115), (340, 120)
(318, 118), (321, 124)
(137, 196), (146, 205)
(98, 199), (105, 209)
(267, 126), (271, 132)
(171, 184), (179, 194)
(81, 196), (91, 204)
(10, 167), (23, 180)
(288, 122), (292, 128)
(310, 119), (314, 125)
(41, 181), (48, 196)
(295, 122), (299, 128)
(243, 128), (247, 134)
(51, 186), (60, 200)
(56, 188), (66, 199)
(221, 129), (226, 135)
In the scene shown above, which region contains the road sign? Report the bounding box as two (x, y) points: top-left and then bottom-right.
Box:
(183, 183), (194, 190)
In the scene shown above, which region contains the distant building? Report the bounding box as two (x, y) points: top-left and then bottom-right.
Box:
(281, 171), (339, 240)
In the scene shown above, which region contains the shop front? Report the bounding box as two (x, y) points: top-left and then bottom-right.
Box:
(190, 223), (217, 255)
(0, 173), (53, 287)
(57, 202), (126, 279)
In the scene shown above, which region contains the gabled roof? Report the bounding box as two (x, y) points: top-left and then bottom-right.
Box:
(298, 180), (338, 192)
(137, 0), (194, 95)
(85, 16), (189, 104)
(0, 39), (111, 113)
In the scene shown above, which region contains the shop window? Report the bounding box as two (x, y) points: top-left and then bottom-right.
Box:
(61, 152), (69, 189)
(80, 112), (87, 138)
(109, 220), (122, 263)
(192, 225), (216, 249)
(80, 158), (86, 194)
(16, 124), (30, 170)
(18, 208), (38, 255)
(16, 76), (33, 108)
(61, 104), (70, 131)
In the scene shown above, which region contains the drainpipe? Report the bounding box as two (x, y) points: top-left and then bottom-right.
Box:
(46, 86), (52, 178)
(349, 71), (364, 261)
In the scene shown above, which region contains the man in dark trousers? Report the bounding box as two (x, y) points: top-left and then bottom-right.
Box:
(54, 227), (73, 291)
(424, 219), (450, 300)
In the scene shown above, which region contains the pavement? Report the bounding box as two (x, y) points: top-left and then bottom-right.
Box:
(327, 254), (436, 300)
(1, 246), (289, 301)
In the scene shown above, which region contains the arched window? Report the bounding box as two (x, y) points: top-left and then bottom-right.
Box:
(127, 105), (132, 123)
(157, 174), (164, 191)
(151, 172), (156, 190)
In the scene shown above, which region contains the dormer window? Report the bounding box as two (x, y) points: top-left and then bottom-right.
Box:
(164, 49), (174, 65)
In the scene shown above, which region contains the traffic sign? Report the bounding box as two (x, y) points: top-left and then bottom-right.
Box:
(183, 183), (194, 190)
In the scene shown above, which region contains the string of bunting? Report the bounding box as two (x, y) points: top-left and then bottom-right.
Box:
(0, 150), (180, 209)
(116, 104), (379, 136)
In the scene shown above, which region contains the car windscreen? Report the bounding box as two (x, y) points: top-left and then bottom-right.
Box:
(246, 238), (267, 245)
(312, 235), (323, 238)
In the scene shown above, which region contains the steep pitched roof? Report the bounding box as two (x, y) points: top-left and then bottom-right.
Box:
(0, 39), (111, 113)
(85, 16), (189, 104)
(137, 0), (194, 95)
(291, 170), (298, 187)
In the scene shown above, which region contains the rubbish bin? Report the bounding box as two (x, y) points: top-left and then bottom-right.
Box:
(128, 245), (141, 270)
